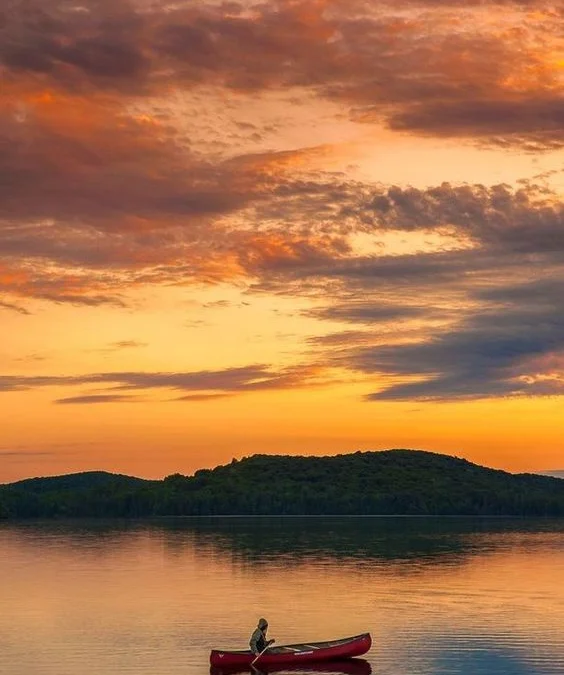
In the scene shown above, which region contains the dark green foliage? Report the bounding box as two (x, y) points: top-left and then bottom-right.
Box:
(1, 450), (563, 518)
(9, 471), (147, 493)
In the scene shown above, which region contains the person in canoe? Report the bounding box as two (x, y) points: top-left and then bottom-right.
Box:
(250, 617), (275, 655)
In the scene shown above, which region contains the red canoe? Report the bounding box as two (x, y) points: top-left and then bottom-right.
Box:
(209, 633), (372, 668)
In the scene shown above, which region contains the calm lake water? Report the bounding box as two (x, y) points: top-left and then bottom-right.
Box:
(0, 517), (563, 675)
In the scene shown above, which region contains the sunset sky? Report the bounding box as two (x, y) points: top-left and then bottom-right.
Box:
(1, 0), (563, 482)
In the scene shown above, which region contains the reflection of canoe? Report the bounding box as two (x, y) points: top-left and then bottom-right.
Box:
(211, 657), (372, 675)
(209, 633), (372, 668)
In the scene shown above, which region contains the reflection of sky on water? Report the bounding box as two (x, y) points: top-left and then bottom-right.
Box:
(406, 633), (563, 675)
(0, 518), (563, 675)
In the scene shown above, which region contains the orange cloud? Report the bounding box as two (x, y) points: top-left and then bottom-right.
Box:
(2, 0), (561, 149)
(2, 0), (562, 312)
(0, 364), (334, 402)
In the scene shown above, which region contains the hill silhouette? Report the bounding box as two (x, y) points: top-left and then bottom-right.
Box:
(9, 470), (150, 492)
(0, 450), (563, 518)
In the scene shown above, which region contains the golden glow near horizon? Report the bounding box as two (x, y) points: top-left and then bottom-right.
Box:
(1, 0), (563, 481)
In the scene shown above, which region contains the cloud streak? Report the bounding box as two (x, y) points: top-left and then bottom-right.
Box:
(0, 364), (330, 401)
(54, 394), (139, 404)
(0, 298), (30, 314)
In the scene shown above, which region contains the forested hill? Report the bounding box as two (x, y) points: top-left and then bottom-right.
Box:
(1, 450), (563, 518)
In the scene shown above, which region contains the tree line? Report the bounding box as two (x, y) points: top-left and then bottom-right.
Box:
(1, 450), (563, 518)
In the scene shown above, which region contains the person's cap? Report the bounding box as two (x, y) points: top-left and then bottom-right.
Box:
(258, 618), (268, 629)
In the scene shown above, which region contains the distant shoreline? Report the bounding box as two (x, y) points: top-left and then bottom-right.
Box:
(2, 450), (564, 519)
